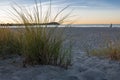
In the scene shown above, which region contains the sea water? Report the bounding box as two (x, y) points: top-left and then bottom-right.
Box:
(1, 24), (120, 28)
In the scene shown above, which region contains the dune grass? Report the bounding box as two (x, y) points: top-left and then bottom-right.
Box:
(7, 0), (72, 68)
(0, 27), (21, 59)
(89, 47), (120, 60)
(20, 27), (72, 68)
(89, 40), (120, 60)
(85, 33), (120, 61)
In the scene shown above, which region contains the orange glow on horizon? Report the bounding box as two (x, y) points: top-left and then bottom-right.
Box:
(1, 21), (120, 24)
(73, 19), (120, 24)
(0, 18), (120, 24)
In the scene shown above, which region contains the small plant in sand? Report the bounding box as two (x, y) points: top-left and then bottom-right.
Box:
(89, 40), (120, 60)
(85, 33), (120, 61)
(10, 0), (72, 68)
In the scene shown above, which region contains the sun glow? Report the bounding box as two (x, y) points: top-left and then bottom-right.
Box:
(0, 0), (120, 24)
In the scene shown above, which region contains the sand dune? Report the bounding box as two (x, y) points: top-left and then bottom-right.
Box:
(0, 27), (120, 80)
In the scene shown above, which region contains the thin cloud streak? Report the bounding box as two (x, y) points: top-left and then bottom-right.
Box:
(0, 0), (120, 24)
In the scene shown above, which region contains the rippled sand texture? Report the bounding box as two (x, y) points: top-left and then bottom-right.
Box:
(0, 27), (120, 80)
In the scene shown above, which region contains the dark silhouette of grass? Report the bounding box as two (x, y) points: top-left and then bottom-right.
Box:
(7, 0), (72, 68)
(0, 28), (21, 59)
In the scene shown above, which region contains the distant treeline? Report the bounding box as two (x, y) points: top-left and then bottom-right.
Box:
(0, 22), (60, 26)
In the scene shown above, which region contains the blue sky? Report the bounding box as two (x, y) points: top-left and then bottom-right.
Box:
(0, 0), (120, 24)
(8, 0), (120, 9)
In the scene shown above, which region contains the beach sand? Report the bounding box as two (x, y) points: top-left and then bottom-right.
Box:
(0, 27), (120, 80)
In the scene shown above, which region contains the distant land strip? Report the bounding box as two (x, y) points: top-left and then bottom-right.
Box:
(0, 22), (60, 26)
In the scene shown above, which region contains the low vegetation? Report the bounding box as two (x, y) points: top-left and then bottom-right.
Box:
(20, 27), (72, 68)
(89, 47), (120, 60)
(0, 0), (72, 68)
(0, 28), (21, 59)
(85, 34), (120, 61)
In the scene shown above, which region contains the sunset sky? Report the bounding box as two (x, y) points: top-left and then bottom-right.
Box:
(0, 0), (120, 24)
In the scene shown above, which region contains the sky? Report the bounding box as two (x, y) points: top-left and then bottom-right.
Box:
(0, 0), (120, 24)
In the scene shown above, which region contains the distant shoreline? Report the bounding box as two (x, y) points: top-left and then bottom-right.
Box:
(0, 22), (60, 26)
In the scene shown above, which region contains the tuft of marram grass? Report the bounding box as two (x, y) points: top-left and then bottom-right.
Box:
(84, 33), (120, 61)
(0, 27), (21, 59)
(89, 47), (120, 60)
(10, 0), (72, 68)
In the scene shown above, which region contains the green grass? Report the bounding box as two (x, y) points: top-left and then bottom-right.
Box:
(89, 47), (120, 61)
(0, 28), (21, 59)
(7, 0), (72, 68)
(84, 33), (120, 61)
(21, 27), (72, 68)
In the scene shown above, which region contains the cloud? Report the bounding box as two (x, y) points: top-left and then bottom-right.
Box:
(0, 0), (120, 24)
(0, 0), (72, 23)
(64, 0), (120, 9)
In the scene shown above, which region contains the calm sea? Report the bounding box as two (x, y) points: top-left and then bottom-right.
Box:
(65, 24), (120, 27)
(2, 24), (120, 28)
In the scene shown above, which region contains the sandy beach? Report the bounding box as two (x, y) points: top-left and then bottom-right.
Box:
(0, 27), (120, 80)
(0, 0), (120, 79)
